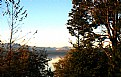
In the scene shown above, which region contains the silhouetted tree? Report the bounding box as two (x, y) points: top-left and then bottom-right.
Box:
(67, 0), (94, 49)
(70, 0), (121, 48)
(0, 0), (53, 77)
(2, 0), (27, 50)
(1, 0), (27, 75)
(54, 0), (121, 76)
(54, 47), (109, 77)
(0, 45), (53, 77)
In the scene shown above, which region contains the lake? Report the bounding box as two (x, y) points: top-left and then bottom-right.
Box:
(47, 50), (67, 71)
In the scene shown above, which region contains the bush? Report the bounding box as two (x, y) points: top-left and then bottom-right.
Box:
(54, 48), (109, 77)
(0, 44), (53, 77)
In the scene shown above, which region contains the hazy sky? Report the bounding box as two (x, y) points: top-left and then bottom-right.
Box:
(0, 0), (74, 47)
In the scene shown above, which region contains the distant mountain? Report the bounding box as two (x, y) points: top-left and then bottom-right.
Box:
(45, 47), (57, 51)
(56, 46), (71, 51)
(0, 43), (69, 59)
(0, 43), (71, 51)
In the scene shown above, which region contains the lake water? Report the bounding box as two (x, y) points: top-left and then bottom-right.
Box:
(47, 50), (67, 71)
(48, 56), (62, 71)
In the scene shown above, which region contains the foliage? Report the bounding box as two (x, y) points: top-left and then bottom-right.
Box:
(67, 0), (95, 49)
(0, 0), (54, 77)
(0, 44), (53, 77)
(54, 47), (109, 77)
(108, 45), (121, 76)
(1, 0), (28, 49)
(56, 0), (121, 76)
(71, 0), (121, 51)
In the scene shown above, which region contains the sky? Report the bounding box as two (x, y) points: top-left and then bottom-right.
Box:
(0, 0), (74, 47)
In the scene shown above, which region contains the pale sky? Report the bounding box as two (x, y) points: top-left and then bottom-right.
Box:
(0, 0), (74, 47)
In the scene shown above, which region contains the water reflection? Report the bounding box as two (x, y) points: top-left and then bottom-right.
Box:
(47, 51), (67, 71)
(48, 56), (61, 71)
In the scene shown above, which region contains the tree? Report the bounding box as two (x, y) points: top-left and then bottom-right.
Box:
(2, 0), (27, 50)
(0, 45), (53, 77)
(0, 0), (53, 77)
(91, 0), (121, 51)
(27, 47), (53, 77)
(72, 0), (121, 76)
(1, 0), (27, 75)
(54, 0), (121, 76)
(71, 0), (121, 52)
(54, 47), (109, 77)
(67, 0), (94, 49)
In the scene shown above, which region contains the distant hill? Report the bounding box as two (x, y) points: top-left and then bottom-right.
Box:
(0, 43), (70, 58)
(45, 46), (71, 51)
